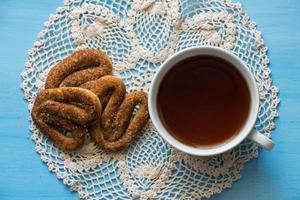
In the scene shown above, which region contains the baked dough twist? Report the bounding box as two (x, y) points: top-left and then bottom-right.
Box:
(82, 76), (149, 151)
(45, 49), (112, 88)
(31, 87), (101, 151)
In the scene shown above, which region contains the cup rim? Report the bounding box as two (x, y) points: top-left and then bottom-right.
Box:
(148, 46), (259, 156)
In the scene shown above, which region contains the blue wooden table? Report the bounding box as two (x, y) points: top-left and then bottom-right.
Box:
(0, 0), (299, 199)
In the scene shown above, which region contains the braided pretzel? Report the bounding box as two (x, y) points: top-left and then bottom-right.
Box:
(82, 76), (149, 151)
(31, 87), (101, 151)
(45, 49), (112, 88)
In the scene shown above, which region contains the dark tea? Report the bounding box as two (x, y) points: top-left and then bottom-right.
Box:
(157, 55), (251, 147)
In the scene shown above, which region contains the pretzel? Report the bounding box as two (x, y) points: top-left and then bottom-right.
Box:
(81, 76), (149, 151)
(45, 49), (112, 88)
(31, 87), (102, 151)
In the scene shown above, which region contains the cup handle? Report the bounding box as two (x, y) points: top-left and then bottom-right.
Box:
(247, 129), (275, 150)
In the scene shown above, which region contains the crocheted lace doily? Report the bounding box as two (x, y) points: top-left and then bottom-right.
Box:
(21, 0), (280, 199)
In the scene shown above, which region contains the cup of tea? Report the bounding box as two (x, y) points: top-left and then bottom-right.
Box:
(149, 46), (274, 156)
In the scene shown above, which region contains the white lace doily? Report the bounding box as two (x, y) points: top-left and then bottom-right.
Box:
(21, 0), (280, 199)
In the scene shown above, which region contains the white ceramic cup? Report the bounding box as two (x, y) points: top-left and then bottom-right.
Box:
(149, 46), (274, 156)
